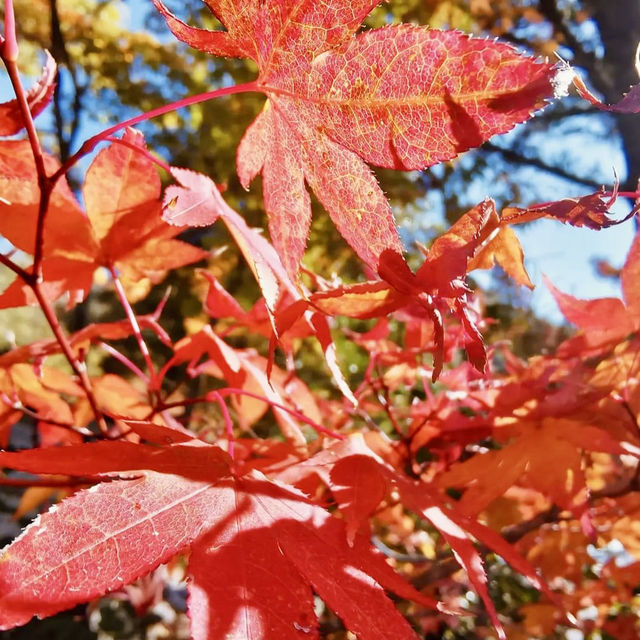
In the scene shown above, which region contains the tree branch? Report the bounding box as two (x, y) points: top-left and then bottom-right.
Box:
(32, 284), (108, 434)
(49, 0), (87, 164)
(483, 142), (604, 189)
(411, 470), (640, 590)
(538, 0), (601, 77)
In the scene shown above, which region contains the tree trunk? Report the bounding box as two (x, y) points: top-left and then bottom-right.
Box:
(586, 0), (640, 192)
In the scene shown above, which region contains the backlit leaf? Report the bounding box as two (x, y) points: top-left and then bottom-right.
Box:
(502, 188), (639, 230)
(154, 1), (555, 278)
(0, 52), (56, 136)
(573, 72), (640, 114)
(0, 471), (228, 629)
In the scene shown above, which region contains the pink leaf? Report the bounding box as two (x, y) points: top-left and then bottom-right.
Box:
(163, 167), (221, 227)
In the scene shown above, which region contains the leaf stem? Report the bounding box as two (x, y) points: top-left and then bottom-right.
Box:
(213, 388), (345, 441)
(153, 389), (345, 441)
(0, 397), (94, 437)
(1, 28), (107, 434)
(0, 474), (139, 488)
(98, 342), (149, 383)
(53, 80), (261, 181)
(108, 266), (158, 393)
(104, 136), (173, 175)
(2, 54), (50, 278)
(0, 252), (29, 281)
(210, 391), (235, 458)
(32, 283), (108, 434)
(0, 476), (88, 488)
(1, 0), (19, 62)
(370, 364), (404, 437)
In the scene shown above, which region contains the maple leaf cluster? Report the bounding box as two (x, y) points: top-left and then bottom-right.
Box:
(0, 1), (639, 639)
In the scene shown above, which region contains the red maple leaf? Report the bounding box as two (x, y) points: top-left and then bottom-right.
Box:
(278, 435), (566, 640)
(0, 130), (207, 308)
(163, 166), (293, 313)
(547, 228), (640, 352)
(275, 200), (516, 379)
(153, 0), (556, 279)
(163, 169), (358, 401)
(572, 69), (640, 114)
(0, 437), (440, 639)
(502, 186), (640, 230)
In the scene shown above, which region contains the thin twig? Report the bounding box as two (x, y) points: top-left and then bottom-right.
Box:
(109, 266), (158, 392)
(483, 142), (603, 189)
(32, 284), (107, 433)
(52, 81), (261, 182)
(210, 391), (235, 459)
(0, 253), (29, 281)
(98, 342), (149, 383)
(1, 11), (107, 433)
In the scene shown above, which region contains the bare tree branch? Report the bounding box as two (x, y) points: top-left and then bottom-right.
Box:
(483, 142), (604, 189)
(50, 0), (87, 164)
(538, 0), (602, 80)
